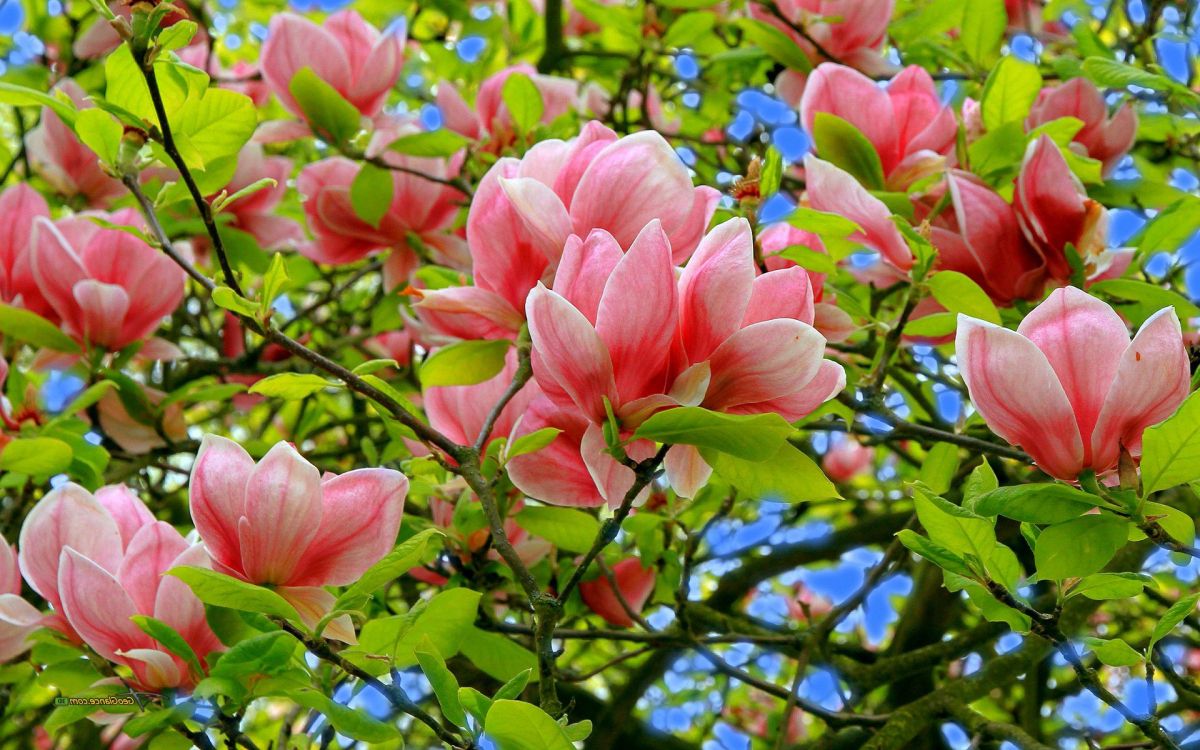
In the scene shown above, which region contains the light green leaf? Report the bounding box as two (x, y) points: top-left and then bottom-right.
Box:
(514, 506), (600, 554)
(334, 529), (444, 610)
(703, 441), (840, 502)
(1141, 391), (1200, 495)
(1090, 278), (1200, 327)
(74, 109), (123, 165)
(736, 18), (813, 72)
(249, 373), (340, 400)
(506, 428), (562, 460)
(1149, 592), (1200, 652)
(501, 73), (544, 134)
(980, 56), (1043, 130)
(1034, 514), (1129, 581)
(1133, 197), (1200, 257)
(290, 688), (400, 742)
(485, 700), (575, 750)
(1068, 572), (1149, 601)
(0, 304), (82, 353)
(461, 631), (537, 684)
(210, 286), (258, 317)
(415, 635), (468, 728)
(811, 113), (886, 191)
(927, 271), (1002, 325)
(350, 162), (394, 228)
(0, 82), (77, 125)
(1083, 637), (1143, 667)
(131, 615), (205, 679)
(913, 488), (995, 561)
(289, 67), (362, 144)
(972, 484), (1098, 524)
(420, 339), (512, 387)
(961, 0), (1007, 65)
(165, 566), (302, 622)
(896, 530), (972, 576)
(0, 438), (73, 476)
(387, 128), (470, 157)
(635, 407), (794, 461)
(172, 88), (257, 169)
(664, 11), (716, 48)
(918, 443), (960, 495)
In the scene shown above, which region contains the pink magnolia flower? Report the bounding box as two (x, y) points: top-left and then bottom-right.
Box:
(438, 64), (582, 146)
(956, 287), (1190, 481)
(801, 64), (957, 189)
(1014, 135), (1110, 285)
(212, 144), (303, 251)
(74, 3), (197, 59)
(822, 438), (874, 482)
(804, 155), (913, 271)
(1026, 78), (1137, 177)
(26, 81), (125, 208)
(0, 184), (56, 321)
(425, 348), (540, 447)
(1005, 0), (1068, 37)
(416, 122), (719, 340)
(922, 171), (1047, 304)
(97, 387), (188, 455)
(749, 0), (895, 105)
(30, 211), (186, 351)
(189, 436), (409, 642)
(364, 330), (414, 368)
(0, 534), (42, 664)
(508, 219), (844, 505)
(759, 223), (856, 341)
(18, 484), (156, 640)
(297, 154), (468, 289)
(579, 559), (656, 628)
(261, 10), (403, 120)
(58, 521), (221, 690)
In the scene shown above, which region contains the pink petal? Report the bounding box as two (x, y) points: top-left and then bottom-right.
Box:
(94, 485), (155, 550)
(579, 559), (656, 628)
(801, 64), (897, 172)
(29, 217), (89, 334)
(19, 484), (124, 611)
(580, 423), (645, 510)
(288, 468), (408, 587)
(0, 593), (43, 662)
(117, 522), (189, 617)
(435, 82), (481, 139)
(1091, 307), (1190, 470)
(71, 280), (130, 350)
(278, 586), (357, 644)
(498, 177), (573, 265)
(665, 445), (712, 499)
(596, 221), (678, 402)
(553, 231), (623, 323)
(677, 218), (757, 363)
(414, 286), (525, 340)
(526, 283), (617, 422)
(467, 159), (552, 312)
(119, 648), (184, 690)
(58, 548), (150, 663)
(1016, 287), (1130, 464)
(804, 155), (913, 270)
(956, 316), (1084, 480)
(703, 319), (827, 412)
(239, 442), (323, 584)
(154, 544), (221, 665)
(189, 435), (256, 575)
(261, 13), (352, 117)
(743, 266), (815, 326)
(507, 399), (607, 508)
(666, 186), (721, 263)
(733, 358), (847, 422)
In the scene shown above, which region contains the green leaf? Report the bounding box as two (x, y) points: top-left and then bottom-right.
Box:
(737, 18), (812, 72)
(1133, 197), (1200, 256)
(896, 530), (972, 576)
(172, 88), (257, 169)
(759, 146), (783, 198)
(461, 630), (537, 684)
(961, 0), (1007, 66)
(249, 373), (340, 400)
(1149, 592), (1200, 652)
(166, 566), (302, 622)
(348, 588), (483, 670)
(774, 245), (838, 275)
(1034, 514), (1129, 581)
(514, 506), (600, 554)
(74, 109), (123, 166)
(811, 113), (886, 191)
(0, 304), (82, 353)
(156, 20), (199, 51)
(507, 428), (562, 459)
(1141, 391), (1200, 495)
(1068, 572), (1149, 601)
(0, 438), (73, 476)
(663, 11), (716, 48)
(289, 688), (400, 742)
(493, 667), (533, 700)
(972, 484), (1098, 524)
(913, 488), (996, 561)
(962, 459), (999, 507)
(1141, 501), (1195, 546)
(927, 271), (1002, 325)
(918, 443), (960, 495)
(703, 440), (840, 501)
(634, 407), (794, 461)
(334, 529), (444, 610)
(386, 128), (470, 157)
(415, 635), (469, 728)
(980, 56), (1043, 130)
(459, 687), (493, 724)
(485, 700), (575, 750)
(350, 162), (394, 228)
(288, 67), (362, 144)
(0, 81), (77, 125)
(213, 178), (278, 214)
(1083, 637), (1142, 667)
(501, 73), (544, 134)
(1090, 278), (1200, 326)
(211, 286), (258, 317)
(131, 616), (205, 679)
(420, 339), (512, 387)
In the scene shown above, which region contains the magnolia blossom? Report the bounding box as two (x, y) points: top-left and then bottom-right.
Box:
(507, 218), (844, 506)
(416, 122), (719, 340)
(1027, 78), (1137, 176)
(189, 436), (409, 642)
(438, 64), (582, 145)
(74, 2), (196, 59)
(297, 154), (468, 288)
(759, 223), (856, 341)
(212, 144), (303, 251)
(804, 155), (913, 271)
(15, 481), (219, 688)
(579, 559), (656, 628)
(30, 211), (186, 351)
(0, 184), (55, 321)
(26, 81), (124, 207)
(923, 171), (1047, 304)
(956, 287), (1189, 480)
(1014, 135), (1114, 284)
(822, 438), (874, 482)
(261, 10), (403, 119)
(0, 535), (41, 663)
(97, 387), (188, 455)
(749, 0), (894, 104)
(800, 64), (956, 189)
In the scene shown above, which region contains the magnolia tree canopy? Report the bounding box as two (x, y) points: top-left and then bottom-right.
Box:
(0, 0), (1198, 748)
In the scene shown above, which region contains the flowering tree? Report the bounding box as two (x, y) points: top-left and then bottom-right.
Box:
(0, 0), (1197, 747)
